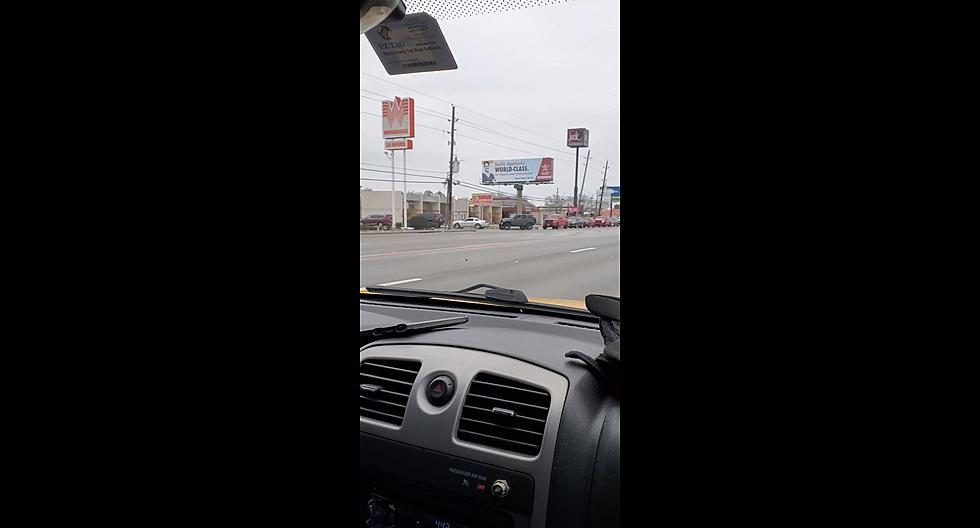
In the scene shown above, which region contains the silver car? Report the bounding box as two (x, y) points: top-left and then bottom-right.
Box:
(452, 217), (488, 229)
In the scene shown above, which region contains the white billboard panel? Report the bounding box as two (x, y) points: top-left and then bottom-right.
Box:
(480, 158), (554, 185)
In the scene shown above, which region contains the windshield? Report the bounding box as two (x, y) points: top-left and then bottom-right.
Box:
(360, 0), (620, 302)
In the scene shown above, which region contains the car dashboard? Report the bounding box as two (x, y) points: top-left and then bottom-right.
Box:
(360, 299), (620, 528)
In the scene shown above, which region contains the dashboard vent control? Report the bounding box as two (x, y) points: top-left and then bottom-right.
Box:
(457, 372), (550, 456)
(359, 358), (422, 426)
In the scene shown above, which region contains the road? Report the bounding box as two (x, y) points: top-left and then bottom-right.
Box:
(360, 227), (620, 301)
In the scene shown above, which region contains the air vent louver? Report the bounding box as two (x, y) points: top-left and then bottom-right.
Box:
(359, 358), (421, 426)
(457, 373), (550, 456)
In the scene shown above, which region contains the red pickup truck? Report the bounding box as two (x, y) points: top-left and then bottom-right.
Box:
(543, 215), (569, 229)
(594, 216), (612, 227)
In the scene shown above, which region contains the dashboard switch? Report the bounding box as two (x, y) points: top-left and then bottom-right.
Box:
(426, 375), (455, 406)
(491, 479), (509, 498)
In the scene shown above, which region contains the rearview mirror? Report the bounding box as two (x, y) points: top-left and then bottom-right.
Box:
(360, 0), (406, 34)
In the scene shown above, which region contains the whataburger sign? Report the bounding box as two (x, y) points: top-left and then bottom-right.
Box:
(384, 138), (413, 150)
(382, 97), (415, 139)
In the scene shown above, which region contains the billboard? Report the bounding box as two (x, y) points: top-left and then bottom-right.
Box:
(470, 193), (493, 205)
(609, 186), (620, 202)
(382, 97), (415, 139)
(481, 158), (554, 185)
(567, 128), (589, 148)
(384, 138), (414, 150)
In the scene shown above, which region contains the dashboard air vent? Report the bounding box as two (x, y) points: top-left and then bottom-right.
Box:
(359, 358), (422, 426)
(457, 372), (550, 456)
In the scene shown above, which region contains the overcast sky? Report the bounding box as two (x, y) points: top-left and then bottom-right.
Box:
(360, 0), (620, 203)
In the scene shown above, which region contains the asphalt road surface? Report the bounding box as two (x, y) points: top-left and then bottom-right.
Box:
(360, 227), (620, 301)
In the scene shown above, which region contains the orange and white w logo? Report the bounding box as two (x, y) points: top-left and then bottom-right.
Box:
(384, 97), (407, 124)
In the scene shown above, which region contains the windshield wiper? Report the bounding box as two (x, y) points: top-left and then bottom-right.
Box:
(362, 284), (594, 320)
(360, 315), (468, 346)
(453, 284), (528, 303)
(365, 283), (528, 304)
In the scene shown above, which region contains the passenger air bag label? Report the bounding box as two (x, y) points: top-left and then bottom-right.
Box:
(448, 466), (487, 482)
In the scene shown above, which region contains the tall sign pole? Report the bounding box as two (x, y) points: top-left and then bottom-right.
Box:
(402, 150), (407, 228)
(446, 105), (456, 228)
(390, 151), (396, 227)
(567, 128), (590, 212)
(382, 96), (415, 229)
(574, 147), (580, 210)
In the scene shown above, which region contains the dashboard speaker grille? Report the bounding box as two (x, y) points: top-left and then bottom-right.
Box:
(457, 372), (550, 456)
(359, 358), (421, 426)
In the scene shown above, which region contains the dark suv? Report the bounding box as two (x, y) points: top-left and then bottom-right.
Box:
(409, 212), (444, 229)
(499, 213), (536, 230)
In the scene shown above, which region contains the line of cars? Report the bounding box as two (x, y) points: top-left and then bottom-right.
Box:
(360, 213), (446, 230)
(545, 215), (620, 229)
(363, 212), (619, 231)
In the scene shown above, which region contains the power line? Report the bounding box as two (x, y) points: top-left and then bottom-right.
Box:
(361, 79), (620, 178)
(455, 132), (556, 159)
(360, 177), (440, 184)
(360, 167), (447, 180)
(457, 118), (575, 159)
(360, 112), (445, 133)
(360, 162), (446, 174)
(361, 71), (563, 144)
(361, 84), (619, 170)
(359, 89), (451, 118)
(361, 72), (455, 106)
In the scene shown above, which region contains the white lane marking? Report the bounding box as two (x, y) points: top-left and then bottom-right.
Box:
(569, 247), (597, 253)
(361, 241), (520, 258)
(377, 278), (423, 286)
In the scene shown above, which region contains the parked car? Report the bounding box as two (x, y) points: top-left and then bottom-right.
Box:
(583, 216), (596, 228)
(611, 216), (621, 226)
(499, 213), (536, 230)
(408, 212), (444, 229)
(452, 217), (488, 229)
(543, 215), (569, 229)
(594, 216), (613, 227)
(360, 214), (392, 230)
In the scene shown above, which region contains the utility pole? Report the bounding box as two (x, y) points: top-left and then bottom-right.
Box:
(598, 160), (609, 217)
(446, 105), (457, 228)
(579, 150), (591, 210)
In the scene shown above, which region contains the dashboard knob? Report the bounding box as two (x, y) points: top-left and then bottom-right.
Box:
(491, 479), (510, 498)
(426, 375), (455, 406)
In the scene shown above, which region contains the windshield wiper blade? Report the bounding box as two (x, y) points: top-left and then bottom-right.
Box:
(363, 285), (590, 318)
(366, 284), (527, 304)
(360, 315), (468, 345)
(453, 284), (528, 303)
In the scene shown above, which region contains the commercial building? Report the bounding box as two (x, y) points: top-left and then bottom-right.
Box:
(360, 189), (469, 225)
(360, 189), (582, 227)
(466, 193), (535, 224)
